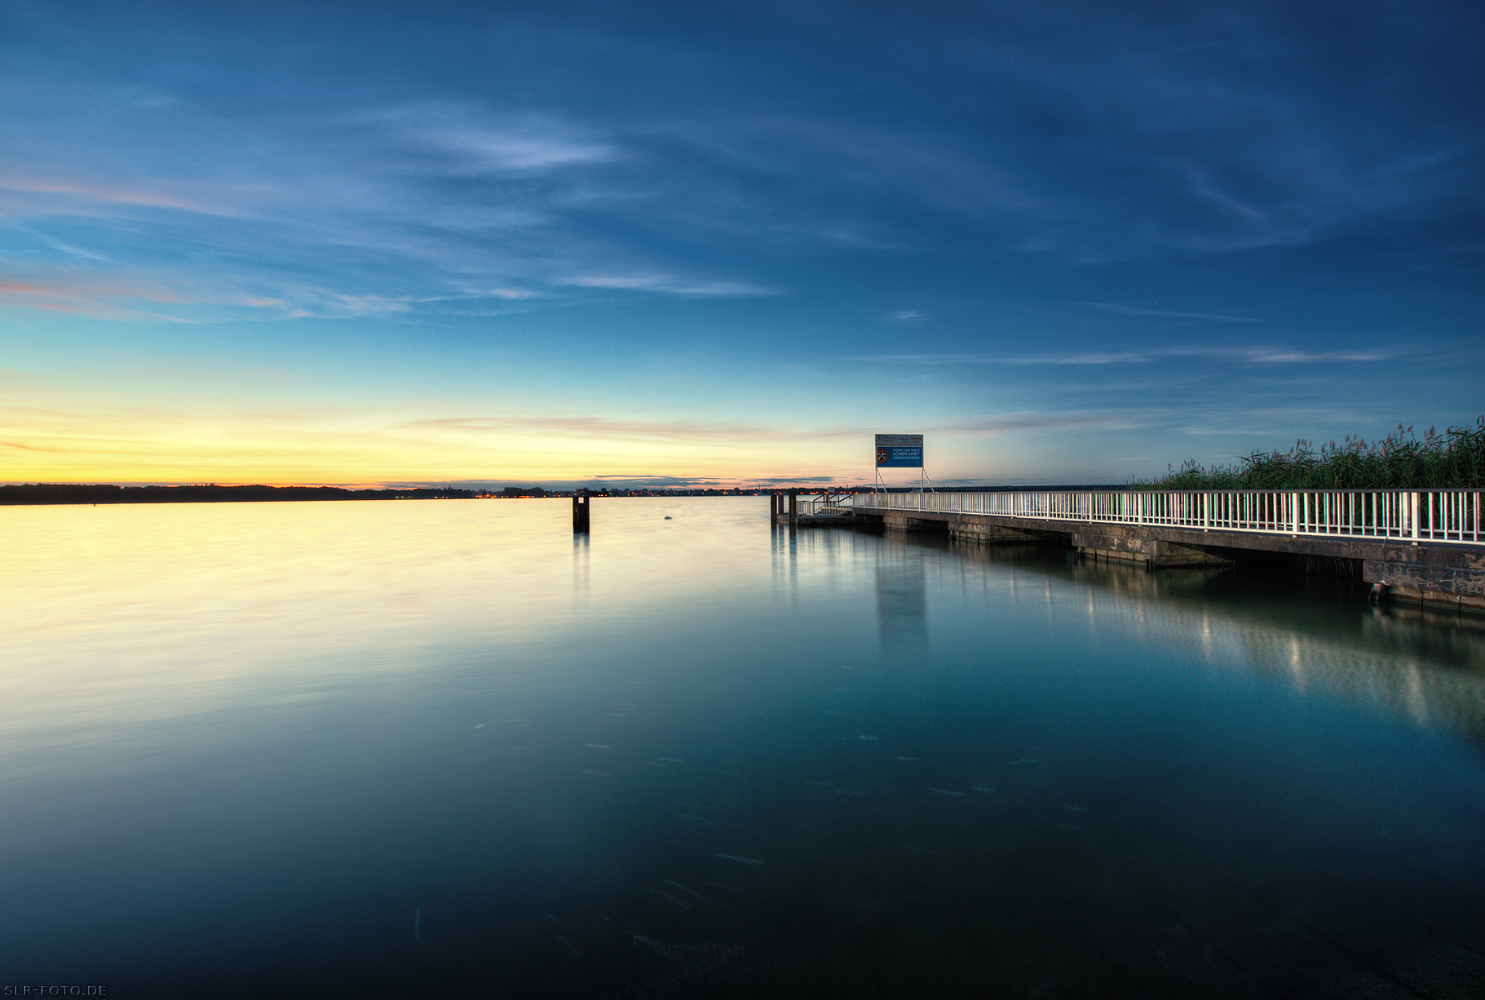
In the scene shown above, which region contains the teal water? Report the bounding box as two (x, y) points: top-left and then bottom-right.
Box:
(2, 497), (1484, 997)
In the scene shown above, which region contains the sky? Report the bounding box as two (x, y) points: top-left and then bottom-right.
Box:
(2, 0), (1482, 488)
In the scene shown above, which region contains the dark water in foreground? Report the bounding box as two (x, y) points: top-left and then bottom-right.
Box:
(3, 497), (1484, 998)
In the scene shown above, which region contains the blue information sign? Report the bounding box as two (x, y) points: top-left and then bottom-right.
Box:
(875, 433), (924, 468)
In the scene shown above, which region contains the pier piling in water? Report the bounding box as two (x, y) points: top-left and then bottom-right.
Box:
(572, 492), (590, 533)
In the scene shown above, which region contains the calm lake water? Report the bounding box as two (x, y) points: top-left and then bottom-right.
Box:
(3, 497), (1484, 998)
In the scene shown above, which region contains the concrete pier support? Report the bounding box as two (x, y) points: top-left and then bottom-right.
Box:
(949, 522), (1045, 544)
(1070, 530), (1230, 569)
(771, 491), (801, 527)
(1364, 545), (1485, 614)
(881, 510), (948, 533)
(772, 491), (797, 526)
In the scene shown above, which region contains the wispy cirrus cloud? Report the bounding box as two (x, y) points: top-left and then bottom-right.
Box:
(931, 410), (1153, 434)
(401, 414), (799, 442)
(847, 351), (1146, 366)
(849, 346), (1393, 366)
(348, 105), (619, 176)
(0, 95), (682, 321)
(401, 410), (1145, 446)
(559, 274), (779, 297)
(0, 278), (197, 322)
(1231, 348), (1390, 364)
(0, 174), (205, 212)
(395, 413), (867, 445)
(1076, 301), (1259, 322)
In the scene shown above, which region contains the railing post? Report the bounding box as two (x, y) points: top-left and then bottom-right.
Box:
(1411, 491), (1420, 542)
(1291, 492), (1299, 534)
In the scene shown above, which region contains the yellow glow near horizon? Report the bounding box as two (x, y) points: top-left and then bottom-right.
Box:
(1, 402), (872, 486)
(2, 370), (1046, 486)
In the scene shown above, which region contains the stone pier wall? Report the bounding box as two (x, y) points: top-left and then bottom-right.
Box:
(1364, 544), (1485, 614)
(850, 507), (1485, 614)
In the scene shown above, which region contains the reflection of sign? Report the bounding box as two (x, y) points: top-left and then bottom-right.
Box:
(875, 433), (923, 468)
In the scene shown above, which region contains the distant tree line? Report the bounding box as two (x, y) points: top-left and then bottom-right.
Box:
(0, 484), (478, 505)
(1135, 417), (1485, 490)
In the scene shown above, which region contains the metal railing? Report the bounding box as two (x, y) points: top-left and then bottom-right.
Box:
(843, 489), (1485, 545)
(792, 491), (855, 517)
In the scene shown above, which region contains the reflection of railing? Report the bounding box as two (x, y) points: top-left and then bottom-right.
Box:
(846, 489), (1485, 545)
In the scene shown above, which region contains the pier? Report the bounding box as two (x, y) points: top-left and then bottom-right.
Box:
(777, 489), (1485, 615)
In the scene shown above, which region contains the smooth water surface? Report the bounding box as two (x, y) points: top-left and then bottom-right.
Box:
(3, 498), (1484, 997)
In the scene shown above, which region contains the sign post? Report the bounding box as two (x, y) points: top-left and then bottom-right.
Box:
(874, 434), (930, 493)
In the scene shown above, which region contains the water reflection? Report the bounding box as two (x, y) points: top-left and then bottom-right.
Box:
(939, 538), (1485, 746)
(571, 531), (589, 605)
(874, 541), (928, 651)
(771, 523), (1485, 745)
(1, 499), (1482, 996)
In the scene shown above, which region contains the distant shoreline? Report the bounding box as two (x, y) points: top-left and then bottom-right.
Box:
(1, 483), (1122, 505)
(0, 484), (479, 505)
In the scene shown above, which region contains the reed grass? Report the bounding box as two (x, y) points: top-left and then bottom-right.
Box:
(1136, 417), (1485, 490)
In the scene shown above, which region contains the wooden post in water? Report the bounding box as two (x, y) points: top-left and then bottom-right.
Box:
(572, 491), (590, 533)
(788, 489), (798, 528)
